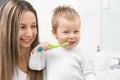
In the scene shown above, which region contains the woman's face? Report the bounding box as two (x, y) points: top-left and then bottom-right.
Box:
(18, 11), (37, 48)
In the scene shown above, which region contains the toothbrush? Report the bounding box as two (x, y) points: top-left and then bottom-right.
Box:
(38, 42), (70, 52)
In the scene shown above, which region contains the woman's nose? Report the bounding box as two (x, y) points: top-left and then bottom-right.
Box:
(25, 28), (33, 37)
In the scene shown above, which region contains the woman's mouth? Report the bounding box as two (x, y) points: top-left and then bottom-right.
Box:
(20, 38), (32, 43)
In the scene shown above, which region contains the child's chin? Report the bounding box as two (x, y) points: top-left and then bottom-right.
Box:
(65, 46), (74, 50)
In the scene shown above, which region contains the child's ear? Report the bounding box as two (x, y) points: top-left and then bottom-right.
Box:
(52, 29), (57, 38)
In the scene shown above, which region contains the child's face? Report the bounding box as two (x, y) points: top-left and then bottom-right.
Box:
(52, 17), (80, 50)
(18, 11), (37, 49)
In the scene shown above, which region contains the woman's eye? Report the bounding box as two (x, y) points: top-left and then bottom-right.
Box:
(20, 26), (25, 29)
(31, 25), (36, 28)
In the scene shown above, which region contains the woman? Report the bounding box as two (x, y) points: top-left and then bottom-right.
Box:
(0, 0), (43, 80)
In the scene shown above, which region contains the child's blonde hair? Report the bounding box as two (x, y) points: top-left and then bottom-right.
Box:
(52, 6), (80, 30)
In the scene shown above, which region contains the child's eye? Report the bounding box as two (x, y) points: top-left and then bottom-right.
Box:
(74, 31), (79, 33)
(63, 31), (69, 33)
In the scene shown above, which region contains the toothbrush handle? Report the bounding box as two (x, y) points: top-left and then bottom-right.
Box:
(38, 45), (58, 52)
(38, 42), (69, 52)
(38, 45), (57, 52)
(38, 47), (43, 52)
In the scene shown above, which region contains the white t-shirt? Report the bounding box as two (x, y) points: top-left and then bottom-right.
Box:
(29, 47), (96, 80)
(13, 67), (29, 80)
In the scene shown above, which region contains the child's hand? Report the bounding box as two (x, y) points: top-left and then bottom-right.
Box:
(32, 42), (52, 54)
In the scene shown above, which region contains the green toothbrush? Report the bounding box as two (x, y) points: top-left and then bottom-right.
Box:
(38, 42), (70, 52)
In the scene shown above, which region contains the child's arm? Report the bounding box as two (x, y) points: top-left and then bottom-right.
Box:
(29, 42), (52, 70)
(29, 42), (69, 70)
(29, 51), (46, 70)
(81, 53), (96, 80)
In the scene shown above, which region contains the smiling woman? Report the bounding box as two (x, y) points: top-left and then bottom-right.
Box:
(0, 0), (43, 80)
(19, 11), (37, 49)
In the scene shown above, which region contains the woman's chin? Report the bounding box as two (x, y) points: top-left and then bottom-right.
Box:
(20, 44), (31, 48)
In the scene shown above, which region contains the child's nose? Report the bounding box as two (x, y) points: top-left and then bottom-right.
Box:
(69, 33), (75, 38)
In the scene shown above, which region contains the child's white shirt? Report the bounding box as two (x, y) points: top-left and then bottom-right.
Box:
(29, 47), (95, 80)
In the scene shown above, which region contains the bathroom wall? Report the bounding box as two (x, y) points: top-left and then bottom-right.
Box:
(101, 0), (120, 53)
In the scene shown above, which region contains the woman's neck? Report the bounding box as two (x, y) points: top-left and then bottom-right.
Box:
(20, 47), (30, 56)
(19, 47), (31, 73)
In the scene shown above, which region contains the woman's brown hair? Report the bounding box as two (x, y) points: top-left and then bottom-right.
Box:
(0, 0), (43, 80)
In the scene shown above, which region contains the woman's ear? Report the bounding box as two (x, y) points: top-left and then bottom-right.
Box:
(52, 29), (57, 39)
